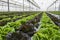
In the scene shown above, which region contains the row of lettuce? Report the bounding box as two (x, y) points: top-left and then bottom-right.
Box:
(0, 14), (29, 26)
(0, 12), (39, 26)
(32, 12), (60, 40)
(49, 11), (60, 15)
(0, 11), (40, 16)
(0, 12), (40, 40)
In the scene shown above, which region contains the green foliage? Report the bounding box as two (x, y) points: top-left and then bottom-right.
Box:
(32, 12), (60, 40)
(0, 13), (40, 40)
(50, 11), (60, 15)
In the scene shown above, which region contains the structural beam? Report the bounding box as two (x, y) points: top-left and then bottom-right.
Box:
(47, 0), (58, 10)
(27, 0), (40, 9)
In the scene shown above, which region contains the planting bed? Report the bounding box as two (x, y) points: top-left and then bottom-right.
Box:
(49, 11), (60, 15)
(0, 12), (42, 40)
(32, 12), (60, 40)
(0, 12), (38, 26)
(0, 12), (60, 40)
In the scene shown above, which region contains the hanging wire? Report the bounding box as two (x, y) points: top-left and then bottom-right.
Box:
(23, 0), (24, 12)
(8, 0), (9, 12)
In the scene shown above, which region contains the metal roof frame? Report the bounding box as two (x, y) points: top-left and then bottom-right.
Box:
(27, 0), (40, 9)
(0, 0), (33, 9)
(47, 0), (58, 10)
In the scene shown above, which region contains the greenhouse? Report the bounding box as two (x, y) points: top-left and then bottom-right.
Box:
(0, 0), (60, 40)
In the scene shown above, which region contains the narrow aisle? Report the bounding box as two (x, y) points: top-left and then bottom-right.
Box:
(32, 12), (60, 40)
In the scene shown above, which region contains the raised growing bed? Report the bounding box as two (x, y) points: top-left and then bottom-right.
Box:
(0, 15), (27, 26)
(32, 12), (60, 40)
(0, 12), (42, 40)
(0, 13), (35, 26)
(50, 11), (60, 15)
(5, 12), (43, 40)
